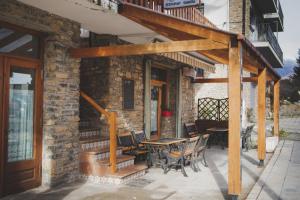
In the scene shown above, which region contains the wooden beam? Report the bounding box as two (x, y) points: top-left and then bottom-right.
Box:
(228, 41), (242, 196)
(70, 39), (227, 58)
(273, 80), (280, 136)
(193, 77), (258, 83)
(119, 2), (231, 44)
(257, 68), (267, 165)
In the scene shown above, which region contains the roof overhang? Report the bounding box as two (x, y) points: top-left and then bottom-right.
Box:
(117, 2), (281, 81)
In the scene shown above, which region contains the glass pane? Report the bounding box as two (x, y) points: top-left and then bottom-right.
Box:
(151, 67), (166, 81)
(151, 86), (159, 136)
(7, 67), (35, 162)
(0, 26), (40, 59)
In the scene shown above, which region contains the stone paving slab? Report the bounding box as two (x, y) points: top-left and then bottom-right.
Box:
(1, 147), (271, 200)
(246, 140), (300, 200)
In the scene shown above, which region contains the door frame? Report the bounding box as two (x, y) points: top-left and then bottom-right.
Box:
(0, 56), (4, 196)
(0, 55), (43, 196)
(150, 80), (165, 139)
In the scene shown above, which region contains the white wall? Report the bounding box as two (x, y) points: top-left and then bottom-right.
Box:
(202, 0), (229, 31)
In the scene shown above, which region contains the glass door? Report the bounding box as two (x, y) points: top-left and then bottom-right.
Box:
(1, 56), (42, 195)
(150, 85), (162, 139)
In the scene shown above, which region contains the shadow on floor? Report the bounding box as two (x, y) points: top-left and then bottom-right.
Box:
(207, 156), (229, 200)
(1, 180), (86, 200)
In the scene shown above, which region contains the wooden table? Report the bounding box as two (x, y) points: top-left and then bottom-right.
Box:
(207, 127), (229, 149)
(141, 138), (187, 167)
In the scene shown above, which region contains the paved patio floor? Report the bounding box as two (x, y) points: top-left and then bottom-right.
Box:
(246, 140), (300, 200)
(1, 146), (271, 200)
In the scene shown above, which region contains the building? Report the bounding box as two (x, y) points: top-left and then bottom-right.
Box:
(198, 0), (284, 119)
(0, 0), (281, 199)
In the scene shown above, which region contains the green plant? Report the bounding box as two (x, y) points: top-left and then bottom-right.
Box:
(279, 129), (289, 138)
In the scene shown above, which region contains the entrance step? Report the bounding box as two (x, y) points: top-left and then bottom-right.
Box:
(80, 137), (110, 151)
(79, 127), (101, 139)
(80, 147), (123, 161)
(80, 155), (135, 176)
(97, 155), (135, 170)
(81, 164), (147, 184)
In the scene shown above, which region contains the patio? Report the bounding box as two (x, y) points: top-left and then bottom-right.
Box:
(1, 147), (271, 200)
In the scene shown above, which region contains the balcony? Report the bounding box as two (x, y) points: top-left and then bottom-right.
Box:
(253, 0), (284, 32)
(122, 0), (217, 28)
(252, 24), (283, 68)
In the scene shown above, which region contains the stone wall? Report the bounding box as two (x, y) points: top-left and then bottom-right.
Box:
(80, 35), (184, 138)
(0, 0), (81, 186)
(229, 0), (251, 37)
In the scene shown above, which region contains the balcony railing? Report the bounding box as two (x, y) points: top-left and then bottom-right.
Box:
(277, 0), (284, 26)
(122, 0), (217, 28)
(257, 23), (283, 62)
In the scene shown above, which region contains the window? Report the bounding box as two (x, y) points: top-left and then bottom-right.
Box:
(123, 79), (134, 110)
(0, 26), (40, 59)
(196, 68), (204, 78)
(151, 67), (167, 82)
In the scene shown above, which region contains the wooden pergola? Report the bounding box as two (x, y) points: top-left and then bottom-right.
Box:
(71, 2), (280, 199)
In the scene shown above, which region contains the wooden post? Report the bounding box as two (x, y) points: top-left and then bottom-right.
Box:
(257, 68), (267, 166)
(228, 40), (242, 197)
(109, 112), (117, 173)
(273, 80), (280, 136)
(144, 60), (151, 139)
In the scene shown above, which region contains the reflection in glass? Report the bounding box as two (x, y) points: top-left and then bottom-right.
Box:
(0, 26), (39, 58)
(151, 86), (159, 136)
(8, 67), (35, 162)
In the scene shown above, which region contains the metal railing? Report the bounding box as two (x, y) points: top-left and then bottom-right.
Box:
(257, 23), (283, 62)
(277, 0), (284, 25)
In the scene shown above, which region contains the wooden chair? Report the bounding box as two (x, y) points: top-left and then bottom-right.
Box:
(163, 136), (199, 177)
(131, 130), (147, 147)
(192, 134), (210, 172)
(242, 124), (254, 151)
(184, 123), (199, 138)
(117, 132), (136, 155)
(131, 130), (148, 160)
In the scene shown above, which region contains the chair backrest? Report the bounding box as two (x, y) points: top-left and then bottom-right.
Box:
(184, 123), (198, 138)
(117, 132), (135, 147)
(184, 136), (200, 155)
(131, 130), (147, 146)
(194, 134), (210, 155)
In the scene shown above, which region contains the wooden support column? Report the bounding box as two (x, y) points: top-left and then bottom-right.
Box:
(273, 80), (280, 136)
(144, 60), (151, 139)
(228, 40), (243, 197)
(109, 112), (117, 173)
(257, 68), (267, 166)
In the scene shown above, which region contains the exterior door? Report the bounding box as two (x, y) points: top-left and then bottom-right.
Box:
(150, 84), (162, 139)
(0, 55), (42, 196)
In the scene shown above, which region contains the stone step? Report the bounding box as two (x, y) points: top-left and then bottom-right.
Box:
(97, 155), (135, 170)
(79, 128), (101, 139)
(80, 147), (123, 161)
(81, 164), (147, 184)
(80, 138), (110, 151)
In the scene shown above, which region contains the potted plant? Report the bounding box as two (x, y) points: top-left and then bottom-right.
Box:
(162, 108), (173, 117)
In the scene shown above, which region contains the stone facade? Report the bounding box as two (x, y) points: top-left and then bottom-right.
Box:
(0, 0), (81, 186)
(79, 35), (200, 138)
(229, 0), (251, 38)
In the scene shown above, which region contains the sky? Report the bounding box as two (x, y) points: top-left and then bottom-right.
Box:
(279, 0), (300, 61)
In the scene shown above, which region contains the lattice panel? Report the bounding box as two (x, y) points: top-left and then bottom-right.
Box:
(198, 98), (229, 121)
(219, 98), (229, 121)
(198, 98), (219, 120)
